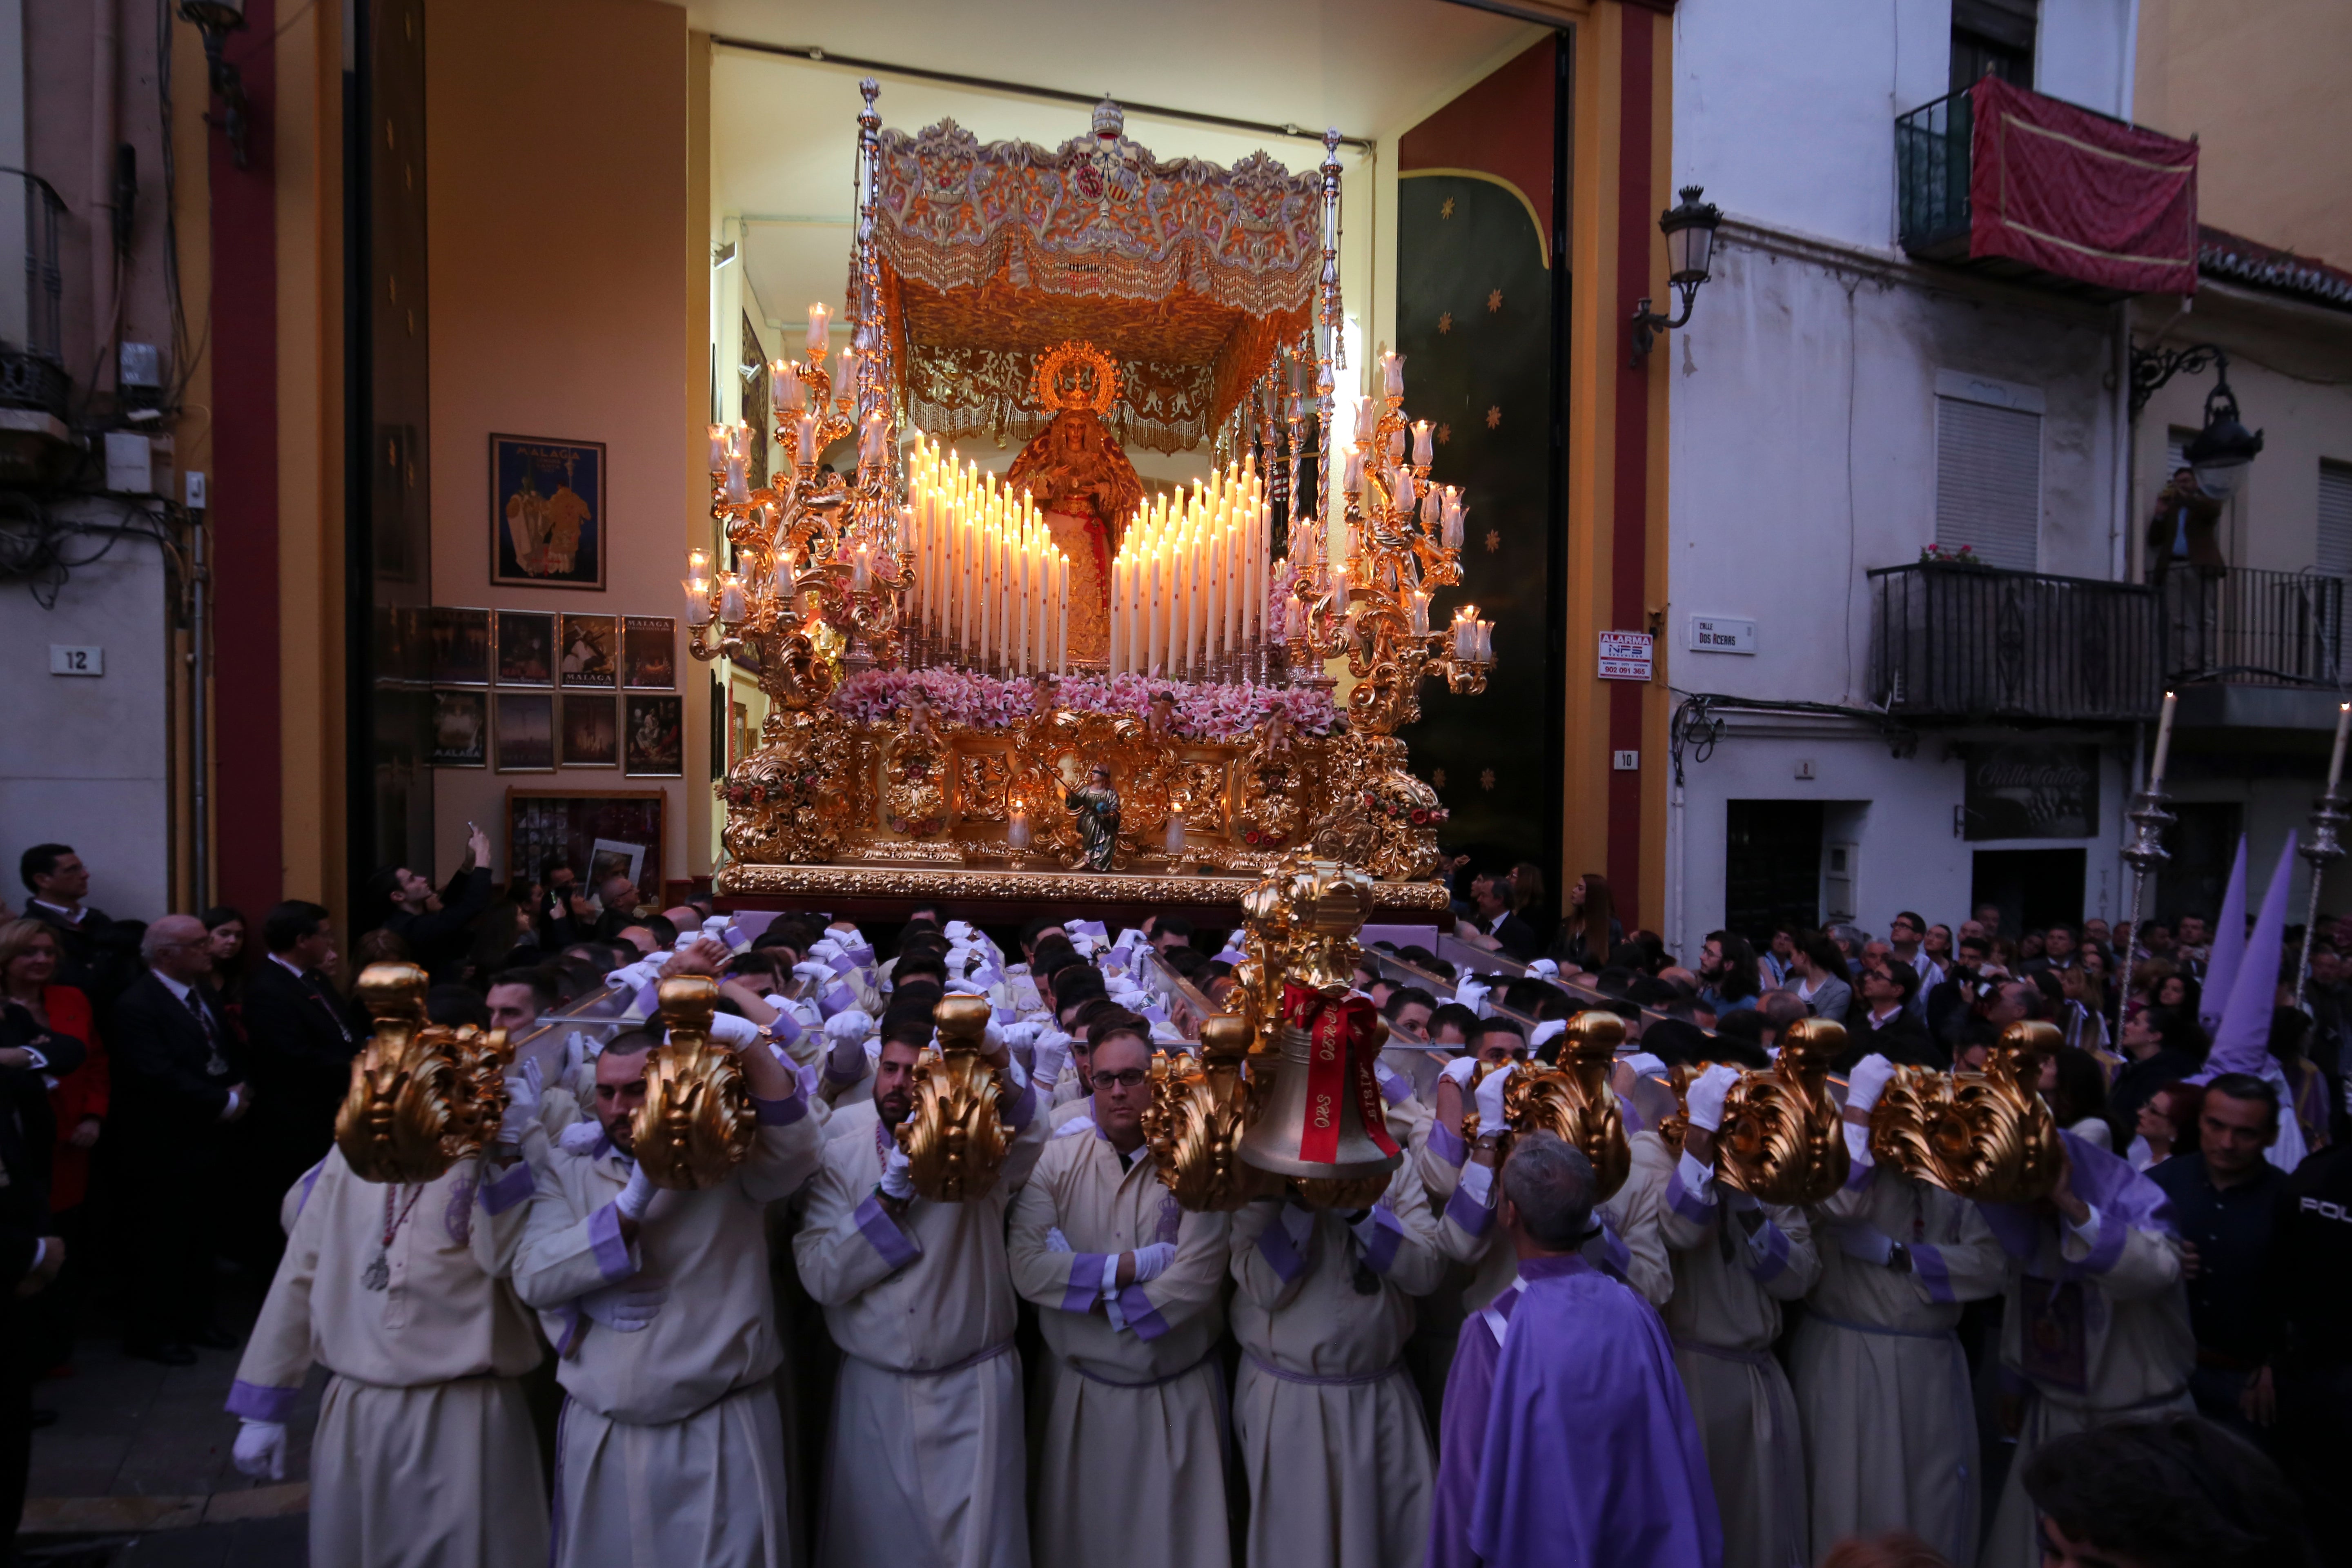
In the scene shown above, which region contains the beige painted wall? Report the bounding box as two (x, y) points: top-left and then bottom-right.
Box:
(426, 0), (695, 889)
(2136, 0), (2352, 266)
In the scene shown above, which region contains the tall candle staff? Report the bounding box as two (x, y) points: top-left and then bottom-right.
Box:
(2117, 690), (2179, 1013)
(2296, 702), (2352, 1010)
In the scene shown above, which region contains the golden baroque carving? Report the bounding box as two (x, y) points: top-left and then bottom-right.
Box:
(1142, 1014), (1277, 1211)
(1870, 1020), (2062, 1204)
(898, 995), (1014, 1201)
(1506, 1011), (1632, 1202)
(1714, 1018), (1851, 1206)
(632, 977), (758, 1191)
(336, 962), (513, 1185)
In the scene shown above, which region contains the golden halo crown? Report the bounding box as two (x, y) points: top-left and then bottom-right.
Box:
(1033, 340), (1120, 416)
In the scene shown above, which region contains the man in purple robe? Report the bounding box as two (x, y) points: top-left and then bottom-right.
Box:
(1428, 1132), (1721, 1568)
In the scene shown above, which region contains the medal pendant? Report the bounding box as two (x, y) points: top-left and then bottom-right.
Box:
(362, 1251), (390, 1291)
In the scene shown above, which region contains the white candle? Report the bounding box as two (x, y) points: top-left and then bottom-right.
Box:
(717, 571), (747, 624)
(797, 415), (819, 467)
(806, 302), (831, 357)
(1382, 350), (1404, 398)
(1008, 813), (1032, 851)
(2333, 704), (2352, 792)
(1165, 811), (1187, 858)
(683, 576), (714, 627)
(2149, 689), (2178, 786)
(706, 423), (727, 470)
(1412, 420), (1434, 466)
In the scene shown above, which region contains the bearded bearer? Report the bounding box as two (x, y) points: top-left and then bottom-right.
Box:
(1007, 1021), (1234, 1568)
(1792, 1054), (2006, 1564)
(1227, 1158), (1446, 1568)
(224, 1038), (552, 1566)
(514, 1016), (822, 1568)
(1657, 1064), (1822, 1568)
(794, 1004), (1045, 1568)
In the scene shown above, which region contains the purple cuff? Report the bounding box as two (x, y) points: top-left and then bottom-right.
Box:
(1844, 1154), (1876, 1192)
(630, 979), (659, 1016)
(588, 1203), (634, 1283)
(1912, 1241), (1955, 1304)
(553, 1304), (586, 1358)
(820, 983), (855, 1019)
(769, 1009), (804, 1047)
(1666, 1165), (1718, 1227)
(1379, 1073), (1412, 1107)
(2073, 1207), (2128, 1281)
(1062, 1253), (1108, 1314)
(1255, 1220), (1307, 1284)
(854, 1194), (921, 1270)
(1444, 1181), (1494, 1237)
(226, 1380), (300, 1423)
(1425, 1120), (1467, 1169)
(479, 1161), (535, 1216)
(827, 952), (858, 976)
(293, 1160), (326, 1222)
(843, 943), (875, 967)
(1361, 1209), (1404, 1275)
(1597, 1219), (1632, 1277)
(1746, 1218), (1792, 1282)
(994, 1003), (1015, 1025)
(753, 1092), (808, 1127)
(1214, 948), (1247, 965)
(1003, 1080), (1038, 1133)
(1117, 1283), (1171, 1340)
(1141, 1002), (1168, 1024)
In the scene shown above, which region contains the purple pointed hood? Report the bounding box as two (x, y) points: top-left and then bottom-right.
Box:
(2198, 836), (2249, 1033)
(2205, 831), (2295, 1077)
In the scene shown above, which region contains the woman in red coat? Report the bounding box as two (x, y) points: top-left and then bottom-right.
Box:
(0, 921), (107, 1212)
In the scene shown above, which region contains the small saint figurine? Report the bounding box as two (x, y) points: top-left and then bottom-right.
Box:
(1145, 690), (1179, 744)
(1065, 762), (1121, 872)
(901, 687), (941, 747)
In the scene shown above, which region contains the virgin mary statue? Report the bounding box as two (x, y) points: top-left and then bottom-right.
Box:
(1004, 341), (1143, 665)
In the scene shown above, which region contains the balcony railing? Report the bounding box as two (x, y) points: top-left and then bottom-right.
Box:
(0, 167), (66, 417)
(2160, 568), (2344, 688)
(1895, 91), (1973, 258)
(1869, 563), (2163, 723)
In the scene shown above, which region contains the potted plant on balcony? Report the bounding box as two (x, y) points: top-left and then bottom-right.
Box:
(1917, 542), (1994, 571)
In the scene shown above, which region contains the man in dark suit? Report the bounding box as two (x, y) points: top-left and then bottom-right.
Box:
(106, 915), (248, 1364)
(240, 901), (366, 1265)
(1837, 958), (1944, 1070)
(18, 843), (134, 1006)
(360, 823), (493, 984)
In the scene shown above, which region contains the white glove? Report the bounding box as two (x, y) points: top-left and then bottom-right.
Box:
(499, 1058), (543, 1145)
(1626, 1052), (1667, 1079)
(1045, 1225), (1073, 1254)
(792, 960), (834, 987)
(562, 1030), (594, 1081)
(1837, 1224), (1896, 1266)
(558, 1119), (606, 1155)
(1527, 958), (1559, 979)
(1529, 1019), (1567, 1055)
(1129, 1239), (1177, 1284)
(824, 1011), (875, 1080)
(1439, 1054), (1479, 1088)
(1456, 979), (1492, 1017)
(701, 915), (733, 940)
(1473, 1062), (1516, 1134)
(1034, 1030), (1073, 1088)
(944, 978), (988, 996)
(615, 1163), (657, 1223)
(702, 1011), (761, 1048)
(1846, 1054), (1898, 1115)
(1686, 1064), (1743, 1133)
(945, 920), (975, 940)
(879, 1145), (916, 1202)
(579, 1278), (667, 1332)
(232, 1419), (287, 1481)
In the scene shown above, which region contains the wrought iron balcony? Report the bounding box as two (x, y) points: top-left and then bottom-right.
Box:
(0, 167), (66, 418)
(1869, 563), (2162, 724)
(2159, 568), (2344, 688)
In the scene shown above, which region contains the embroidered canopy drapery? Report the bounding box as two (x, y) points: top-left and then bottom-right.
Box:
(868, 111), (1321, 453)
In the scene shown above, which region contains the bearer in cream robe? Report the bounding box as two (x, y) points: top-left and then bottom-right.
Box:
(1657, 1064), (1822, 1568)
(225, 1062), (552, 1568)
(514, 1026), (823, 1568)
(1006, 1026), (1233, 1568)
(1979, 1131), (2192, 1568)
(1794, 1054), (2006, 1566)
(1227, 1163), (1446, 1568)
(795, 1011), (1046, 1568)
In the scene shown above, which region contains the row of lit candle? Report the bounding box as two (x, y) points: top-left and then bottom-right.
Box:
(1107, 459), (1272, 677)
(904, 432), (1071, 673)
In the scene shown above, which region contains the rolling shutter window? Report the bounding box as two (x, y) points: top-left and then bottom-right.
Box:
(1935, 395), (2042, 571)
(2165, 428), (2194, 477)
(2318, 461), (2352, 578)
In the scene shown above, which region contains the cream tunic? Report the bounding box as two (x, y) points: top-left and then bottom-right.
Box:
(1227, 1163), (1446, 1568)
(1658, 1152), (1822, 1568)
(1007, 1127), (1234, 1568)
(794, 1083), (1047, 1568)
(1795, 1156), (2007, 1566)
(1980, 1206), (2192, 1568)
(514, 1090), (824, 1568)
(1420, 1116), (1675, 1310)
(229, 1137), (550, 1568)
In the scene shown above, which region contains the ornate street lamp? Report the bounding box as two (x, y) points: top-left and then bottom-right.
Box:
(2129, 343), (2266, 500)
(1630, 185), (1724, 364)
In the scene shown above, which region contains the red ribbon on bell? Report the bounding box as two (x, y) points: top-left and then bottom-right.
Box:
(1281, 982), (1399, 1164)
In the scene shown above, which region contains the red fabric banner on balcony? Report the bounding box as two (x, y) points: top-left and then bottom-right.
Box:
(1968, 77), (2199, 294)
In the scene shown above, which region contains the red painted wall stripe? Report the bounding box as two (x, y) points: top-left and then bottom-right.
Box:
(209, 0), (283, 917)
(1606, 9), (1654, 926)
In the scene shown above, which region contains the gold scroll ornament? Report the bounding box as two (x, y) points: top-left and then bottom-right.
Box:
(337, 962), (514, 1185)
(1465, 1011), (1633, 1203)
(1142, 1012), (1278, 1211)
(896, 994), (1016, 1201)
(632, 977), (757, 1191)
(1654, 1019), (1851, 1206)
(1869, 1020), (2062, 1204)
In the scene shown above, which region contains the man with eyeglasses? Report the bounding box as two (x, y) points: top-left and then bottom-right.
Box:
(1009, 1018), (1232, 1568)
(795, 1008), (1044, 1567)
(109, 914), (249, 1364)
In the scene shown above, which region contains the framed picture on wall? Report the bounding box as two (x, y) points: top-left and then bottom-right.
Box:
(506, 788), (663, 907)
(494, 692), (556, 772)
(622, 616), (677, 689)
(429, 607), (491, 685)
(430, 688), (488, 767)
(560, 693), (619, 767)
(490, 434), (604, 590)
(624, 694), (684, 777)
(559, 613), (619, 688)
(494, 610), (555, 685)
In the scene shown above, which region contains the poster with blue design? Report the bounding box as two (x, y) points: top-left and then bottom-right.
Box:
(490, 433), (605, 590)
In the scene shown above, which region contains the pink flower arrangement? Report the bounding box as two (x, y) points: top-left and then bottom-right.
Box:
(829, 666), (1340, 742)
